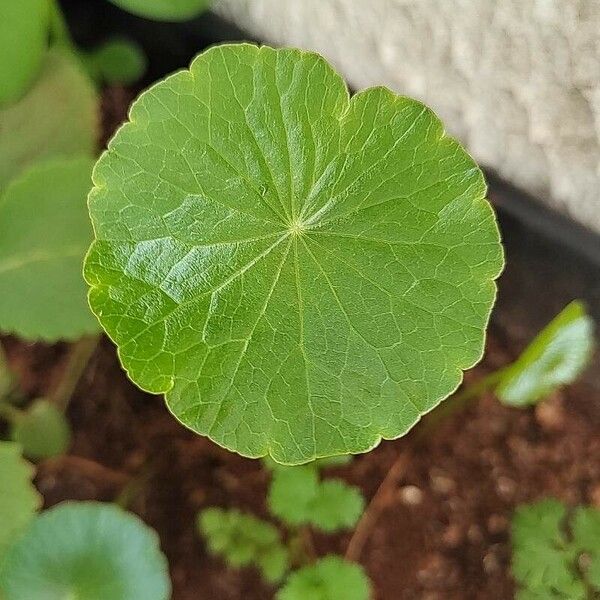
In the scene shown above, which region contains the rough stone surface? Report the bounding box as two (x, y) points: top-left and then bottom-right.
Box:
(215, 0), (600, 232)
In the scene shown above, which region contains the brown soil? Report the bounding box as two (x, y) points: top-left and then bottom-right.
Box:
(2, 87), (599, 600)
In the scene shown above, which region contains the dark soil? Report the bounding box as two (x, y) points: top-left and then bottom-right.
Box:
(2, 87), (599, 600)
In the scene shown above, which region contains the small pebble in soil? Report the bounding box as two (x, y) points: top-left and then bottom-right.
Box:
(487, 513), (509, 535)
(483, 545), (503, 574)
(467, 524), (484, 544)
(535, 395), (566, 432)
(441, 524), (464, 548)
(495, 476), (517, 500)
(417, 553), (458, 588)
(429, 469), (456, 495)
(398, 485), (424, 505)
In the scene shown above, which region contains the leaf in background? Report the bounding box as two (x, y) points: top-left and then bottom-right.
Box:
(0, 157), (100, 340)
(10, 399), (71, 460)
(198, 507), (289, 583)
(108, 0), (211, 21)
(309, 480), (364, 532)
(268, 465), (319, 526)
(277, 556), (370, 600)
(0, 0), (51, 106)
(0, 49), (98, 191)
(497, 301), (594, 407)
(511, 499), (586, 599)
(84, 38), (147, 86)
(0, 502), (171, 600)
(0, 442), (41, 563)
(572, 507), (600, 590)
(84, 43), (503, 464)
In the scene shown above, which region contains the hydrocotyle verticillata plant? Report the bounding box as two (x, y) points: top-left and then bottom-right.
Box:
(512, 499), (600, 599)
(84, 43), (504, 464)
(0, 501), (171, 600)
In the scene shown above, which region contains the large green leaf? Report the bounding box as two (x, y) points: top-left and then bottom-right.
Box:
(497, 301), (594, 407)
(277, 556), (370, 600)
(0, 49), (98, 191)
(84, 43), (503, 464)
(0, 502), (171, 600)
(108, 0), (211, 21)
(0, 0), (51, 106)
(0, 442), (41, 563)
(0, 157), (100, 340)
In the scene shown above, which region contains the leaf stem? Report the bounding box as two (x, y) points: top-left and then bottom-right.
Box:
(49, 0), (76, 53)
(51, 335), (100, 412)
(114, 460), (156, 510)
(0, 341), (15, 401)
(0, 399), (23, 424)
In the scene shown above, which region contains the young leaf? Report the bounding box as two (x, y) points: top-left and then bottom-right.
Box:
(497, 301), (594, 407)
(0, 157), (100, 340)
(268, 465), (363, 532)
(0, 502), (171, 600)
(268, 465), (320, 526)
(511, 499), (587, 599)
(0, 49), (98, 190)
(309, 480), (364, 532)
(84, 38), (147, 86)
(10, 399), (72, 460)
(0, 0), (51, 106)
(277, 556), (370, 600)
(84, 43), (504, 464)
(198, 507), (289, 583)
(0, 442), (41, 562)
(572, 507), (600, 589)
(108, 0), (211, 21)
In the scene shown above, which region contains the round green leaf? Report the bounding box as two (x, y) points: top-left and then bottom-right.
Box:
(497, 301), (594, 407)
(277, 556), (370, 600)
(11, 399), (71, 460)
(0, 0), (51, 106)
(0, 157), (100, 340)
(85, 38), (147, 86)
(0, 49), (98, 191)
(84, 43), (503, 464)
(0, 502), (171, 600)
(108, 0), (211, 21)
(309, 480), (364, 532)
(0, 442), (41, 563)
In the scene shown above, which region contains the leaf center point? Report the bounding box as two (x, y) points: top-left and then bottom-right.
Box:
(288, 219), (306, 237)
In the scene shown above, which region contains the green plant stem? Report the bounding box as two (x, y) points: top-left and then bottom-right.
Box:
(0, 399), (23, 424)
(114, 460), (156, 510)
(51, 336), (100, 412)
(0, 341), (15, 400)
(287, 525), (317, 568)
(49, 0), (76, 52)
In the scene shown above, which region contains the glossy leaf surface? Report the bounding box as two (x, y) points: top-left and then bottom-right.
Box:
(0, 442), (41, 562)
(0, 0), (50, 105)
(85, 44), (503, 464)
(108, 0), (211, 21)
(0, 502), (171, 600)
(0, 49), (97, 191)
(498, 301), (594, 407)
(0, 158), (100, 340)
(277, 556), (370, 600)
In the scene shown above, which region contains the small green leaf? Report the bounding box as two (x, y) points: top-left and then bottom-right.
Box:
(277, 556), (371, 600)
(0, 502), (171, 600)
(268, 465), (363, 532)
(0, 442), (41, 563)
(10, 399), (71, 460)
(0, 157), (100, 340)
(572, 507), (600, 589)
(198, 507), (289, 583)
(84, 43), (503, 464)
(84, 38), (147, 85)
(0, 49), (98, 191)
(498, 301), (594, 407)
(511, 499), (586, 599)
(108, 0), (211, 21)
(268, 466), (319, 526)
(310, 480), (364, 532)
(0, 0), (51, 105)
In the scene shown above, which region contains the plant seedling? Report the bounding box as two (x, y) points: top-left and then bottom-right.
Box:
(199, 458), (367, 595)
(84, 42), (504, 465)
(512, 499), (600, 599)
